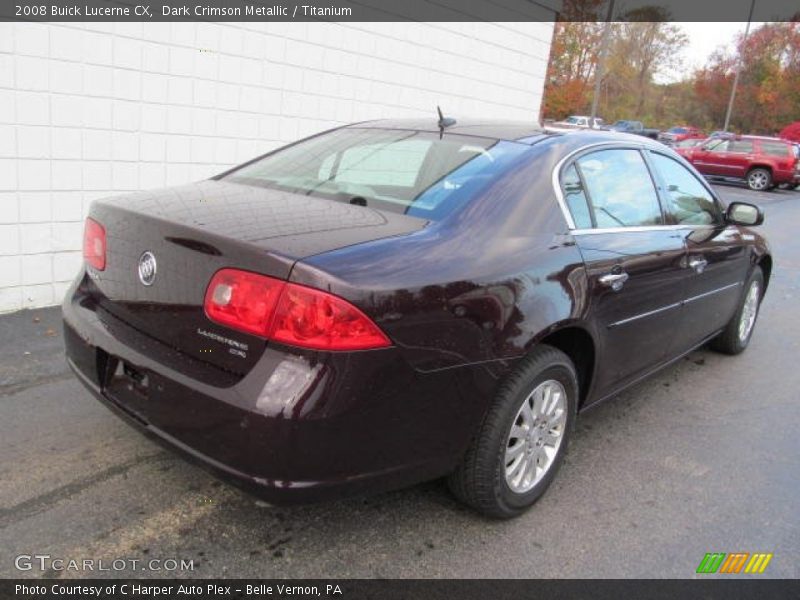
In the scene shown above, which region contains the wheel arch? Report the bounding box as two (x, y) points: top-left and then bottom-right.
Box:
(758, 253), (773, 293)
(530, 324), (597, 409)
(748, 164), (774, 175)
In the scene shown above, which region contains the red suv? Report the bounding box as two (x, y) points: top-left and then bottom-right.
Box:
(683, 135), (800, 191)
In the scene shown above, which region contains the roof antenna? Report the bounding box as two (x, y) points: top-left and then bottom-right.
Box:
(437, 106), (456, 139)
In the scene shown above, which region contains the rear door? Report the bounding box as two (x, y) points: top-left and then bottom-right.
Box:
(560, 146), (686, 401)
(725, 138), (756, 178)
(647, 151), (749, 353)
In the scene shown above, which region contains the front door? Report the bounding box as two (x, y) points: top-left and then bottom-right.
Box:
(691, 138), (733, 176)
(646, 151), (750, 354)
(559, 147), (687, 402)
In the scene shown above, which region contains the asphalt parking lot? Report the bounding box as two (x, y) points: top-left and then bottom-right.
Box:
(1, 183), (798, 580)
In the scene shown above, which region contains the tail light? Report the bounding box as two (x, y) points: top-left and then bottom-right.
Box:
(204, 268), (391, 351)
(83, 217), (106, 270)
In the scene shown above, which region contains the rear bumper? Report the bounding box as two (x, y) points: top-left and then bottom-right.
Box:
(63, 276), (498, 504)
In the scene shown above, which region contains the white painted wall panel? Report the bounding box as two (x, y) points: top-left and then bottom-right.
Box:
(0, 20), (554, 312)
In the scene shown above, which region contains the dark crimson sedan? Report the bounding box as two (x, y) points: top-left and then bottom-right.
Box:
(64, 120), (771, 518)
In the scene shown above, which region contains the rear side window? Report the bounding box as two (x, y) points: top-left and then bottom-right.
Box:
(650, 153), (720, 225)
(759, 141), (790, 157)
(573, 149), (662, 228)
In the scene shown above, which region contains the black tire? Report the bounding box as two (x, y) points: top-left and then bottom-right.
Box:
(746, 168), (772, 191)
(710, 267), (764, 355)
(448, 345), (578, 519)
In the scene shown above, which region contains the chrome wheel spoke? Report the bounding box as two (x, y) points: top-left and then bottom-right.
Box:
(505, 441), (525, 462)
(541, 429), (561, 447)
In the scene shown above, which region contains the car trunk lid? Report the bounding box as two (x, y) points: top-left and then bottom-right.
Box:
(86, 180), (426, 380)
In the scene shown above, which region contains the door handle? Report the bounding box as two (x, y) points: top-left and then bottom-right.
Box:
(599, 271), (629, 292)
(688, 257), (708, 273)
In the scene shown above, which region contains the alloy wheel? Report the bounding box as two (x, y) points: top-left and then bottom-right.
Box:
(748, 171), (769, 190)
(504, 379), (567, 494)
(738, 281), (760, 342)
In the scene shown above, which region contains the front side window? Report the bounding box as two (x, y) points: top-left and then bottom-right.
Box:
(573, 149), (663, 228)
(650, 153), (720, 225)
(225, 128), (529, 220)
(730, 139), (754, 153)
(704, 139), (731, 153)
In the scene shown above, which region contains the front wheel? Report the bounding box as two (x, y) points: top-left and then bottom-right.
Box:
(746, 168), (772, 191)
(448, 345), (577, 519)
(710, 267), (764, 355)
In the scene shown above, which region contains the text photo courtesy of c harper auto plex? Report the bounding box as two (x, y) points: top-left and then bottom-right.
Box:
(0, 0), (799, 598)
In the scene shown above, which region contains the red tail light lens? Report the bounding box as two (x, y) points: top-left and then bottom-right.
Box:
(83, 217), (106, 271)
(204, 269), (285, 338)
(271, 283), (391, 351)
(204, 269), (391, 351)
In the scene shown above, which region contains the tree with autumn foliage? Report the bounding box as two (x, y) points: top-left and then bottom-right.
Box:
(694, 22), (800, 134)
(542, 17), (800, 135)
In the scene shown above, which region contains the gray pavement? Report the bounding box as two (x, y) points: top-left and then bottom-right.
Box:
(1, 183), (798, 579)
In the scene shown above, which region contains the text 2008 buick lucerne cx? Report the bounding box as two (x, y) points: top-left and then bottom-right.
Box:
(63, 119), (771, 518)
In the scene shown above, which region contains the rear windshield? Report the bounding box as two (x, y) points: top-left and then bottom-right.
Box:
(223, 128), (529, 220)
(668, 127), (688, 134)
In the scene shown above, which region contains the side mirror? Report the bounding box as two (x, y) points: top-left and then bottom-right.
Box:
(726, 202), (764, 226)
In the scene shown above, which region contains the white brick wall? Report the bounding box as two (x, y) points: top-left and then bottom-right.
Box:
(0, 20), (554, 313)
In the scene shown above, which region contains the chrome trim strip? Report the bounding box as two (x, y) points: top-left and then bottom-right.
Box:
(683, 282), (741, 304)
(571, 224), (712, 235)
(608, 302), (681, 328)
(608, 282), (742, 328)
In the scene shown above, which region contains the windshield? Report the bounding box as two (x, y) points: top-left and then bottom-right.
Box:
(224, 128), (530, 220)
(668, 127), (688, 134)
(564, 117), (582, 124)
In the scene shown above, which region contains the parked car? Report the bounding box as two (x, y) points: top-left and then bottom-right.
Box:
(778, 143), (800, 190)
(606, 120), (659, 139)
(551, 115), (605, 130)
(658, 126), (705, 146)
(63, 121), (771, 518)
(683, 135), (800, 191)
(672, 137), (707, 157)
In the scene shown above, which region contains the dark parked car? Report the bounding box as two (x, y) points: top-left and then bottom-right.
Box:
(606, 120), (659, 139)
(64, 121), (771, 518)
(683, 135), (800, 191)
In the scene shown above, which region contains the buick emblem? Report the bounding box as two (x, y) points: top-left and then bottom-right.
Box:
(138, 251), (157, 286)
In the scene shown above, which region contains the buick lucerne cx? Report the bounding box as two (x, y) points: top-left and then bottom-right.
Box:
(64, 120), (771, 518)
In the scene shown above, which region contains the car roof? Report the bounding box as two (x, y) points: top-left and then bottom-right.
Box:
(740, 135), (789, 142)
(347, 119), (653, 147)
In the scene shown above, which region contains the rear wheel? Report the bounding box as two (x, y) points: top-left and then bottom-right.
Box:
(710, 267), (764, 355)
(448, 345), (577, 519)
(746, 168), (772, 191)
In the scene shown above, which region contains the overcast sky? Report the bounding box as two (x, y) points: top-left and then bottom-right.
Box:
(656, 22), (753, 83)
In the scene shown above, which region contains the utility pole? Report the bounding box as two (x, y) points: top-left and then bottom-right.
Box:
(590, 0), (615, 126)
(723, 0), (756, 132)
